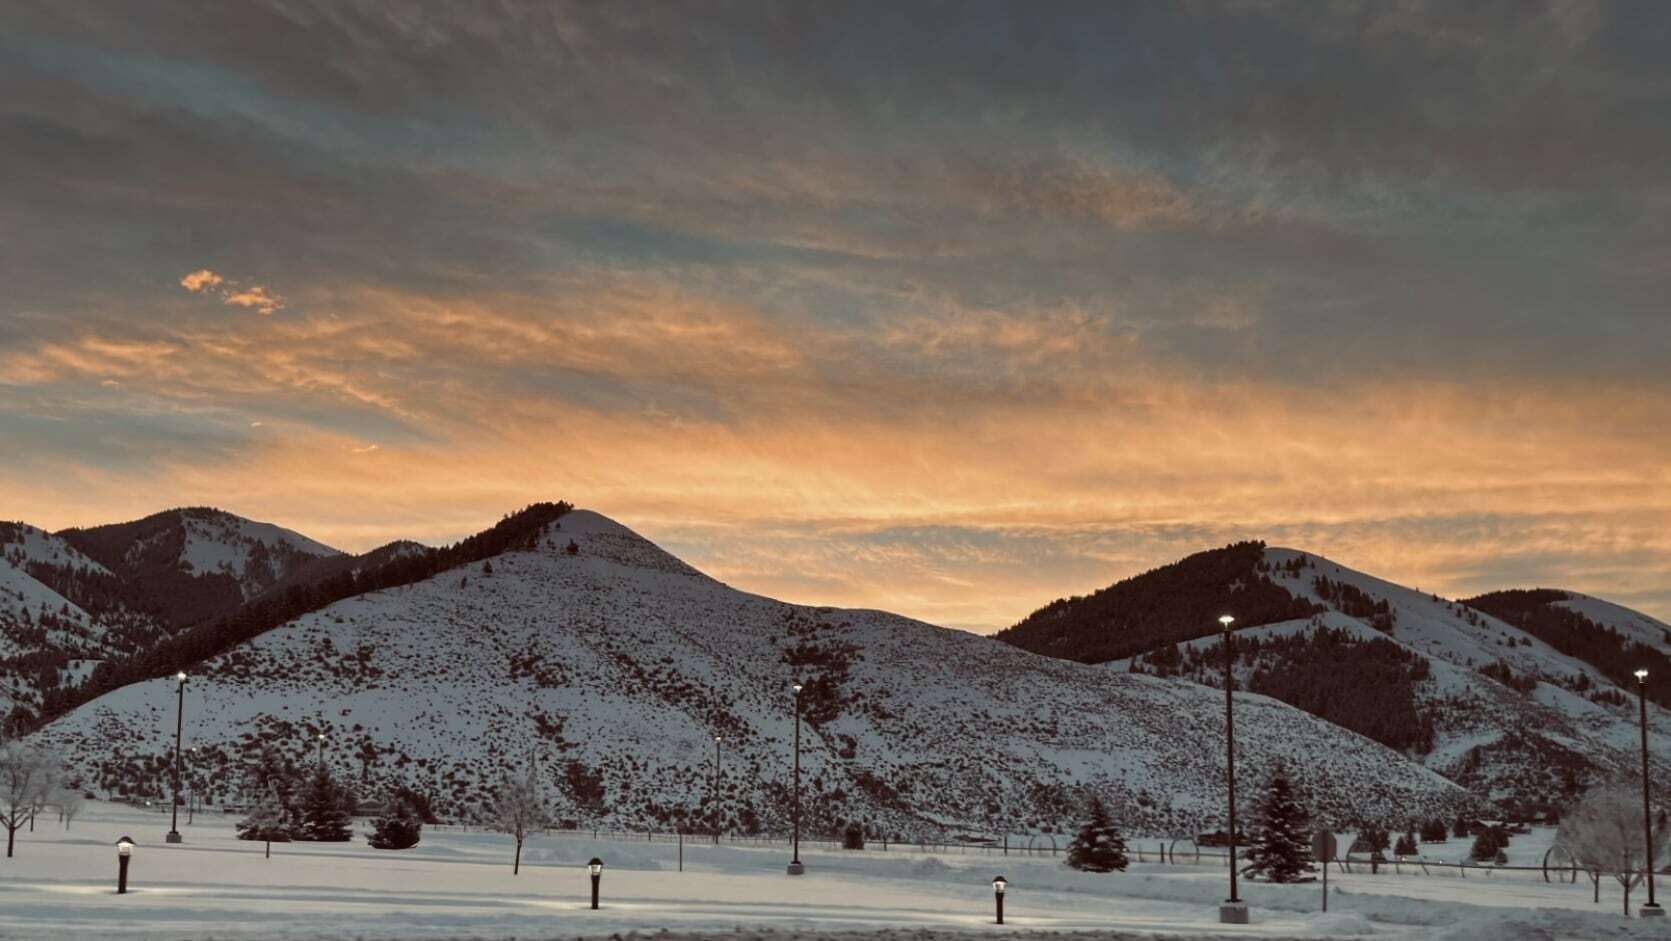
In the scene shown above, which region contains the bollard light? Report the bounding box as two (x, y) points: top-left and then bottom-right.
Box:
(588, 857), (604, 909)
(116, 836), (135, 894)
(992, 875), (1007, 924)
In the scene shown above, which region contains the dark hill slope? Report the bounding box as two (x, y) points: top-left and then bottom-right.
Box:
(995, 541), (1319, 663)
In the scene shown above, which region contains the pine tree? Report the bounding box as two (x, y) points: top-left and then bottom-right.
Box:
(299, 766), (353, 842)
(1065, 796), (1128, 873)
(236, 783), (290, 858)
(1242, 765), (1314, 883)
(367, 793), (422, 850)
(1394, 831), (1417, 856)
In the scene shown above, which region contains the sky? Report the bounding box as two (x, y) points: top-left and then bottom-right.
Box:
(2, 1), (1670, 631)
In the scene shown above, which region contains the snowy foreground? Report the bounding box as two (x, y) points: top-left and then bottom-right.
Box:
(1, 804), (1665, 941)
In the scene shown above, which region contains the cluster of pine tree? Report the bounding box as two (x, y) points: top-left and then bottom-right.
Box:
(235, 755), (359, 851)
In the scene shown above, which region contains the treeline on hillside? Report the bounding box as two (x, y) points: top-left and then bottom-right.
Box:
(1312, 576), (1396, 633)
(1462, 589), (1670, 708)
(1246, 628), (1434, 754)
(996, 541), (1321, 663)
(57, 509), (251, 627)
(20, 502), (573, 733)
(1133, 624), (1434, 754)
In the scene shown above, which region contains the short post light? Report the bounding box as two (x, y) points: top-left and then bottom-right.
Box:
(992, 875), (1007, 924)
(116, 836), (135, 894)
(1635, 669), (1663, 918)
(588, 857), (604, 909)
(167, 671), (187, 844)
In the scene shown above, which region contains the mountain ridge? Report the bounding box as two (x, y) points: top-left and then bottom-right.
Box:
(31, 508), (1477, 838)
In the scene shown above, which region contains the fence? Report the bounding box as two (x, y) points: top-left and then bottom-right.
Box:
(423, 825), (1657, 888)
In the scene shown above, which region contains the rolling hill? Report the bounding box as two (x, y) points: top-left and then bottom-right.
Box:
(1002, 544), (1671, 816)
(29, 511), (1476, 839)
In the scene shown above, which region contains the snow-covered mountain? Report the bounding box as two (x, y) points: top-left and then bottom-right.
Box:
(32, 511), (1476, 839)
(59, 507), (341, 612)
(1012, 544), (1671, 816)
(0, 509), (341, 724)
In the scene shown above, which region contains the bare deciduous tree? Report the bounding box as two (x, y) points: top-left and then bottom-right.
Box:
(487, 765), (547, 875)
(52, 787), (84, 831)
(0, 742), (60, 858)
(1558, 784), (1669, 917)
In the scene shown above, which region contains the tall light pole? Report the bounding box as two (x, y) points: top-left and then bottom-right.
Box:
(1636, 669), (1663, 918)
(1218, 615), (1246, 925)
(186, 747), (197, 825)
(316, 732), (326, 771)
(788, 683), (805, 876)
(712, 735), (722, 845)
(166, 671), (187, 844)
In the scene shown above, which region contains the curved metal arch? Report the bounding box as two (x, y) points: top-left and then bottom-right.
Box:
(1542, 843), (1580, 884)
(1168, 837), (1201, 864)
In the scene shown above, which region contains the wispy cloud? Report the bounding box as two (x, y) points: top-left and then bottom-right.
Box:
(3, 2), (1670, 627)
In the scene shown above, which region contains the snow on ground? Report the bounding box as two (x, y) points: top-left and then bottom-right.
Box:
(4, 802), (1664, 941)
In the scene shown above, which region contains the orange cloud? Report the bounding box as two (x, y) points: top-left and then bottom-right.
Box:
(179, 268), (285, 314)
(6, 280), (1670, 630)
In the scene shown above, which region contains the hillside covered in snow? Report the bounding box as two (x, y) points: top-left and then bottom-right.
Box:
(32, 510), (1476, 840)
(0, 509), (343, 726)
(1004, 544), (1671, 817)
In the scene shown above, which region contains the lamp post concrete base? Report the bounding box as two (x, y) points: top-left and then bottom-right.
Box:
(164, 831), (182, 844)
(1219, 901), (1249, 924)
(786, 861), (805, 876)
(1640, 904), (1665, 919)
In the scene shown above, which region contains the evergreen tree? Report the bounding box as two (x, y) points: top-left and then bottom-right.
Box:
(299, 766), (353, 842)
(236, 783), (290, 858)
(1419, 818), (1449, 843)
(367, 793), (422, 850)
(1065, 796), (1128, 873)
(1242, 765), (1314, 883)
(1393, 831), (1418, 856)
(1453, 815), (1470, 839)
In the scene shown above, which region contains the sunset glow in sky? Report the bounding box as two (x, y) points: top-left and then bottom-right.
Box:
(3, 2), (1670, 630)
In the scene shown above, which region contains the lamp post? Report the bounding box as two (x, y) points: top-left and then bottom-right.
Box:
(1636, 669), (1664, 918)
(186, 747), (197, 826)
(588, 857), (603, 909)
(167, 671), (187, 844)
(1218, 615), (1247, 925)
(789, 683), (805, 876)
(316, 732), (326, 770)
(712, 735), (722, 845)
(116, 836), (134, 893)
(992, 875), (1007, 924)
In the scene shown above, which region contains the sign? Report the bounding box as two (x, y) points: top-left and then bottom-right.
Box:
(1311, 830), (1336, 863)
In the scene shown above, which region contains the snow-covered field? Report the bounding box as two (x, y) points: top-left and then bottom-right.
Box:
(3, 802), (1663, 941)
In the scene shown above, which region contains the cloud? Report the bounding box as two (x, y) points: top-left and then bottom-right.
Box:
(179, 269), (224, 292)
(4, 2), (1671, 629)
(178, 269), (285, 315)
